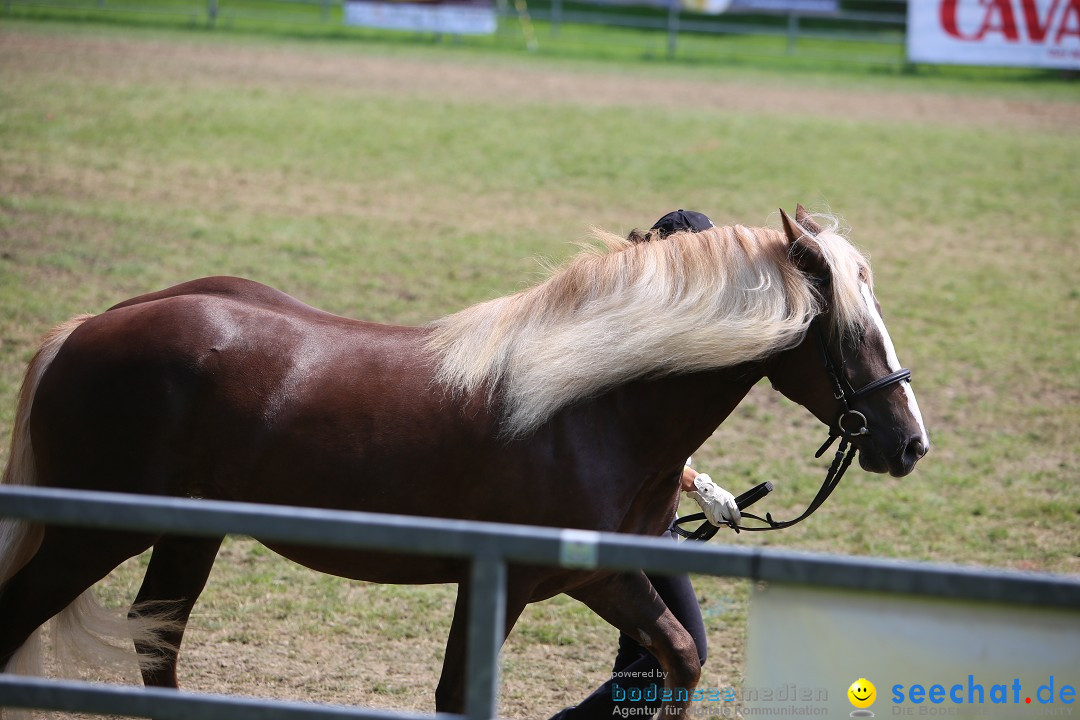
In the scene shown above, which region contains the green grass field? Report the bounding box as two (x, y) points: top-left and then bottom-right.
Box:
(1, 15), (1078, 719)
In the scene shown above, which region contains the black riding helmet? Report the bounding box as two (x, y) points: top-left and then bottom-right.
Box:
(649, 209), (714, 238)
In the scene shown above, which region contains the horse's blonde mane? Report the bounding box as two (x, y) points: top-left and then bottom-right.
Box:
(427, 218), (872, 436)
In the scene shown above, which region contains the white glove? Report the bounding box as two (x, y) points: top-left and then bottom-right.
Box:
(687, 473), (741, 527)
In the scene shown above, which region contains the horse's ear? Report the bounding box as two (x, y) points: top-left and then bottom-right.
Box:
(780, 207), (830, 281)
(795, 204), (824, 234)
(780, 207), (804, 245)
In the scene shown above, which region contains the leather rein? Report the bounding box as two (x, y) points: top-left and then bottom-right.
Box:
(673, 318), (912, 541)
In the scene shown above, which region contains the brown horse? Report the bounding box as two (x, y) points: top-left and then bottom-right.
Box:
(0, 207), (928, 717)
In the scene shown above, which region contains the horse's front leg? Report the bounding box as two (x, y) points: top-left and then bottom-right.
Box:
(569, 571), (700, 717)
(434, 577), (531, 714)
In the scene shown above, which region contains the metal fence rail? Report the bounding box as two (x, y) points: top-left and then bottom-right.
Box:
(1, 484), (1078, 720)
(0, 675), (446, 720)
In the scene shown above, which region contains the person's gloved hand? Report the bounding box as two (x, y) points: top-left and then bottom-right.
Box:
(687, 473), (741, 527)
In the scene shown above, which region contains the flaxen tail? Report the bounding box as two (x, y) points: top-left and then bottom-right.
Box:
(0, 316), (95, 609)
(0, 315), (179, 710)
(0, 315), (95, 720)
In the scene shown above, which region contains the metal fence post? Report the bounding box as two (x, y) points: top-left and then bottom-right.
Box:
(465, 554), (506, 720)
(786, 11), (798, 55)
(666, 0), (679, 58)
(551, 0), (561, 37)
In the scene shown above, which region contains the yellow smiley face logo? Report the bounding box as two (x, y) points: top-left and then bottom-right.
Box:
(848, 678), (876, 708)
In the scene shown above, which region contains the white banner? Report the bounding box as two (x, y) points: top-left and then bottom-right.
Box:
(908, 0), (1080, 69)
(743, 582), (1080, 718)
(588, 0), (837, 16)
(344, 0), (496, 35)
(729, 0), (837, 11)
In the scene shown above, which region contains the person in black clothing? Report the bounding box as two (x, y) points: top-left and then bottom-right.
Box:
(549, 210), (741, 720)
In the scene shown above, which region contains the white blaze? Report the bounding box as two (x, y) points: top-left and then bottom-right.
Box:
(860, 282), (929, 447)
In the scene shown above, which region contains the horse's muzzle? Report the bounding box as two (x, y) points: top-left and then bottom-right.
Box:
(857, 433), (929, 477)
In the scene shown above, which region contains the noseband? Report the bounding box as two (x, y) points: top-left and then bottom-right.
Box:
(674, 317), (912, 540)
(815, 319), (911, 444)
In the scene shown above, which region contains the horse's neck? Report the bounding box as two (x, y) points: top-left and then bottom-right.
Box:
(546, 362), (764, 536)
(602, 362), (767, 476)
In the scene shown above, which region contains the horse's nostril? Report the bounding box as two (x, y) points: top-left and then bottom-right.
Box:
(906, 437), (928, 461)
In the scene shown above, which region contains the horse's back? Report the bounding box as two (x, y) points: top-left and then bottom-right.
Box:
(108, 276), (324, 317)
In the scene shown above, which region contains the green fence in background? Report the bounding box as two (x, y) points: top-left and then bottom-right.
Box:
(1, 0), (909, 66)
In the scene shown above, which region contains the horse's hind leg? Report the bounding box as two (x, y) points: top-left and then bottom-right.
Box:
(0, 525), (158, 672)
(131, 534), (223, 688)
(569, 571), (700, 717)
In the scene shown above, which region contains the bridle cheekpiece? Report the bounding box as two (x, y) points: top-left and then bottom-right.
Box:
(673, 316), (912, 540)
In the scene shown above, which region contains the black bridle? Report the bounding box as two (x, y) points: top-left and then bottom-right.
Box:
(673, 318), (912, 541)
